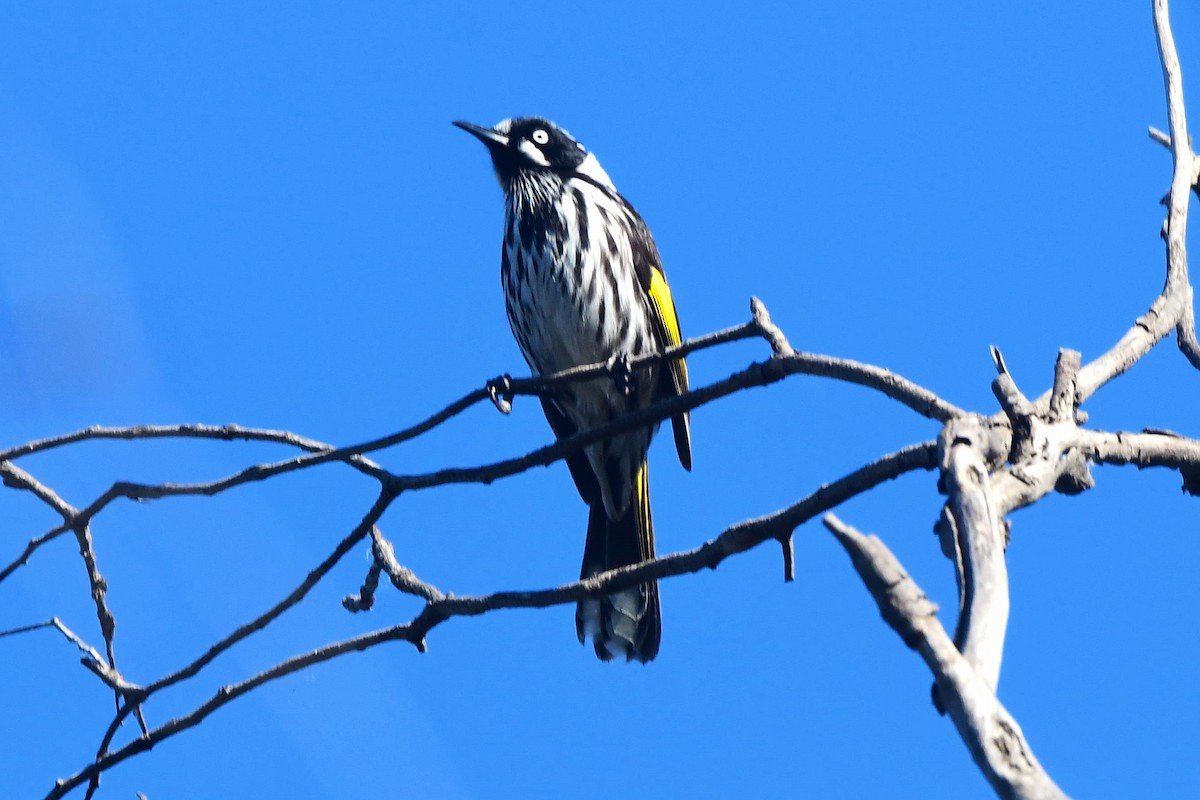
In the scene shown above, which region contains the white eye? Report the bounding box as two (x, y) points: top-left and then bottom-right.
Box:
(531, 129), (550, 145)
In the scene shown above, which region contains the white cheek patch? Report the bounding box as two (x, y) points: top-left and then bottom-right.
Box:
(517, 139), (551, 167)
(574, 152), (616, 189)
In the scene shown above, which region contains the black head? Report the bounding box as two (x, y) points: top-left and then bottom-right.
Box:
(454, 117), (589, 186)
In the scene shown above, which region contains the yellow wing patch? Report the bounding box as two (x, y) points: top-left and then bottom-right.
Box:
(646, 265), (692, 470)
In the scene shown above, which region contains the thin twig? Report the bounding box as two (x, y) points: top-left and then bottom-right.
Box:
(47, 442), (937, 797)
(366, 527), (445, 604)
(0, 523), (70, 584)
(0, 618), (104, 664)
(141, 489), (394, 697)
(3, 303), (960, 590)
(751, 297), (795, 357)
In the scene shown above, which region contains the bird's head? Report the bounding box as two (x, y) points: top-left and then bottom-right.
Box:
(454, 117), (614, 191)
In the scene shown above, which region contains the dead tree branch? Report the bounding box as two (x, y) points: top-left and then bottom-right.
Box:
(43, 440), (938, 798)
(4, 4), (1197, 799)
(825, 514), (1068, 800)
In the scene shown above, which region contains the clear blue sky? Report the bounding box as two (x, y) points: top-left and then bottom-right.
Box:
(2, 3), (1197, 798)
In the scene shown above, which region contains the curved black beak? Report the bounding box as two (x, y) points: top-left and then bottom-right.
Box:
(453, 120), (509, 150)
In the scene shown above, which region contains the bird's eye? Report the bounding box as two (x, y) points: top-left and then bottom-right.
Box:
(531, 129), (550, 145)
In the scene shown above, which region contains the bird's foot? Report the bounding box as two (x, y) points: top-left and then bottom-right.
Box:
(487, 374), (515, 414)
(606, 354), (637, 397)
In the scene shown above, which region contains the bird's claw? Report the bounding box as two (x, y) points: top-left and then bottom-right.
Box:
(606, 354), (637, 397)
(487, 374), (514, 414)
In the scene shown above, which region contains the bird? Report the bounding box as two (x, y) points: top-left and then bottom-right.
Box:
(455, 117), (691, 662)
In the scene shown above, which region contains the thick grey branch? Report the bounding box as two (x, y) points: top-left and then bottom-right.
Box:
(939, 418), (1010, 693)
(1085, 429), (1200, 494)
(824, 514), (1068, 800)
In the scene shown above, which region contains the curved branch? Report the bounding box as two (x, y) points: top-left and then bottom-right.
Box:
(1154, 0), (1200, 370)
(392, 354), (954, 496)
(140, 489), (394, 697)
(0, 462), (79, 521)
(0, 427), (391, 584)
(0, 424), (386, 478)
(408, 440), (939, 629)
(0, 522), (70, 584)
(47, 441), (937, 797)
(939, 418), (1009, 694)
(825, 514), (1067, 800)
(1033, 0), (1199, 401)
(3, 301), (959, 590)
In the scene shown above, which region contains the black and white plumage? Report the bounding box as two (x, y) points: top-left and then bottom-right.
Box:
(455, 117), (691, 662)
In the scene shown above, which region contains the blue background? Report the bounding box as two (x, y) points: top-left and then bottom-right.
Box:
(2, 3), (1197, 798)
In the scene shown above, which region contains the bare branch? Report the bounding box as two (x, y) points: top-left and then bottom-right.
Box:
(341, 559), (382, 613)
(46, 441), (936, 795)
(363, 526), (445, 604)
(45, 496), (401, 798)
(0, 617), (104, 664)
(4, 5), (1195, 798)
(1178, 291), (1200, 369)
(1069, 0), (1199, 394)
(939, 418), (1010, 694)
(982, 347), (1095, 519)
(0, 461), (79, 521)
(505, 313), (765, 397)
(45, 619), (422, 800)
(1153, 0), (1200, 369)
(423, 441), (937, 614)
(1086, 429), (1200, 495)
(1047, 349), (1081, 425)
(0, 426), (390, 585)
(141, 489), (393, 697)
(367, 442), (941, 661)
(392, 352), (953, 502)
(991, 346), (1034, 424)
(824, 514), (1068, 800)
(0, 522), (70, 584)
(750, 296), (795, 357)
(0, 424), (386, 479)
(480, 299), (954, 420)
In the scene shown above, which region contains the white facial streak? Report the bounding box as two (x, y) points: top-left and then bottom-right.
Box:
(517, 138), (551, 167)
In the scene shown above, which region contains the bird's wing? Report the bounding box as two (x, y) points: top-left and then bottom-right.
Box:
(539, 395), (602, 505)
(629, 213), (692, 472)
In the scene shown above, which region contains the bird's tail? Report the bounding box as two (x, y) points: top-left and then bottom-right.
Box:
(575, 462), (661, 663)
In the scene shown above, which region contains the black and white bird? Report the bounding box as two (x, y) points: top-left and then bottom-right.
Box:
(455, 117), (691, 662)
